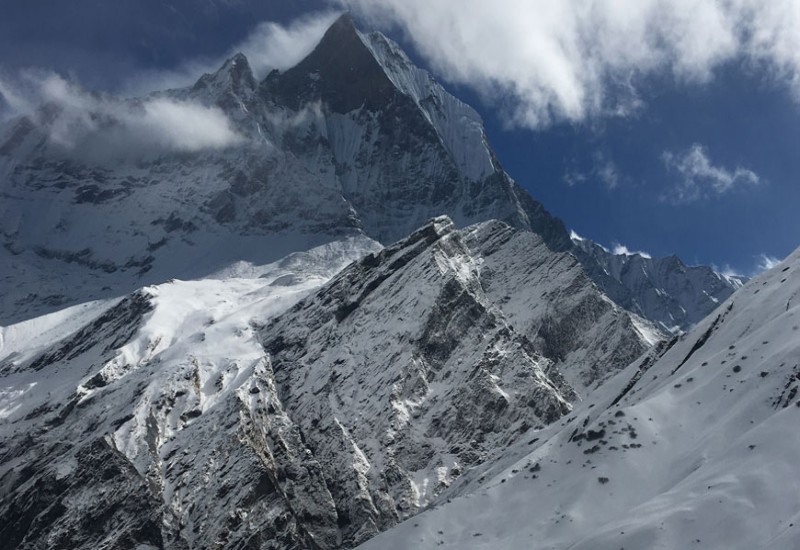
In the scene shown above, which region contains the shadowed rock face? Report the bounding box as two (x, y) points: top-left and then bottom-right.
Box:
(256, 217), (648, 545)
(572, 237), (746, 331)
(0, 13), (733, 330)
(0, 14), (740, 550)
(0, 14), (572, 325)
(0, 217), (650, 550)
(264, 14), (398, 114)
(1, 437), (164, 550)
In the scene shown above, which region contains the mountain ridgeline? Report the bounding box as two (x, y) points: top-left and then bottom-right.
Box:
(0, 217), (649, 549)
(0, 13), (754, 550)
(0, 14), (737, 329)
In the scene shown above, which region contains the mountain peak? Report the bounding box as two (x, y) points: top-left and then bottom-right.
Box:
(328, 11), (358, 33)
(225, 52), (250, 69)
(193, 51), (256, 100)
(265, 12), (396, 112)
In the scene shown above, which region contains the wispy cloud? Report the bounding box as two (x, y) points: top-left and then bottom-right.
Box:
(3, 72), (244, 162)
(0, 75), (33, 120)
(239, 12), (341, 76)
(612, 242), (652, 259)
(756, 253), (782, 272)
(569, 229), (586, 242)
(338, 0), (800, 129)
(714, 252), (784, 278)
(563, 152), (623, 190)
(714, 263), (743, 280)
(595, 156), (621, 190)
(563, 170), (587, 188)
(123, 11), (339, 95)
(661, 143), (760, 203)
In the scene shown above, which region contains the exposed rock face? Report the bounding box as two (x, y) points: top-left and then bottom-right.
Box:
(0, 217), (650, 549)
(573, 237), (746, 331)
(0, 14), (736, 330)
(0, 13), (745, 550)
(463, 221), (654, 390)
(1, 436), (165, 550)
(356, 245), (800, 550)
(259, 217), (576, 545)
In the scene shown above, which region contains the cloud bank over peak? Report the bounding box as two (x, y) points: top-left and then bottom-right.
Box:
(661, 143), (761, 203)
(238, 11), (341, 76)
(338, 0), (800, 129)
(2, 72), (244, 162)
(0, 10), (345, 159)
(124, 11), (340, 95)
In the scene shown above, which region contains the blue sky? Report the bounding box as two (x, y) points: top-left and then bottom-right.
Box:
(1, 0), (798, 275)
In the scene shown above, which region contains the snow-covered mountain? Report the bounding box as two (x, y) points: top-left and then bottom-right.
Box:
(357, 245), (800, 550)
(0, 12), (763, 550)
(0, 239), (378, 550)
(573, 235), (746, 332)
(0, 217), (650, 549)
(0, 14), (737, 329)
(0, 14), (563, 325)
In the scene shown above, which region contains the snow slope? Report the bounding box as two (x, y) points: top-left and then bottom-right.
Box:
(0, 14), (739, 330)
(0, 239), (377, 550)
(0, 217), (650, 549)
(0, 14), (565, 325)
(358, 245), (800, 550)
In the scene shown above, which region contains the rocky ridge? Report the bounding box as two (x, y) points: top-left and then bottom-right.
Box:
(0, 14), (738, 329)
(358, 243), (800, 550)
(0, 217), (651, 549)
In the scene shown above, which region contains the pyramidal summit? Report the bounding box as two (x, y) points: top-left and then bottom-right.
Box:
(1, 13), (790, 550)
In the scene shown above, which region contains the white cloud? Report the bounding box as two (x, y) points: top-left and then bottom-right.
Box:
(563, 170), (587, 188)
(716, 264), (742, 280)
(124, 11), (339, 95)
(735, 1), (800, 101)
(9, 72), (244, 162)
(337, 0), (800, 129)
(563, 153), (622, 190)
(573, 232), (655, 260)
(595, 157), (621, 190)
(756, 253), (782, 272)
(612, 242), (652, 259)
(569, 229), (585, 242)
(125, 99), (244, 151)
(661, 143), (760, 203)
(237, 12), (341, 77)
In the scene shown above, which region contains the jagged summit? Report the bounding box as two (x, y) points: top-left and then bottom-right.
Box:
(264, 13), (396, 112)
(0, 14), (737, 329)
(191, 51), (256, 106)
(573, 235), (747, 331)
(0, 216), (649, 549)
